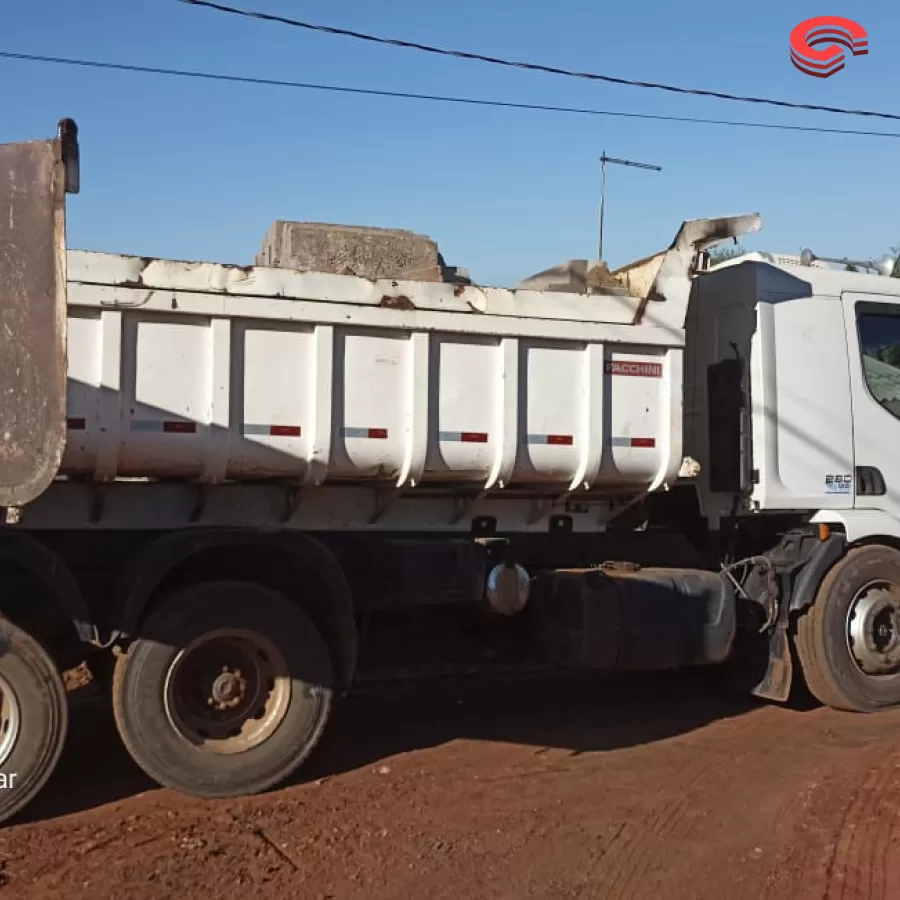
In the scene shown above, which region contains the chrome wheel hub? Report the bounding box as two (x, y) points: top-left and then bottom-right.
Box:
(846, 581), (900, 676)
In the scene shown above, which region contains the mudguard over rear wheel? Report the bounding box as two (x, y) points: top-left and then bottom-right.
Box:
(112, 580), (333, 799)
(795, 545), (900, 712)
(0, 618), (68, 825)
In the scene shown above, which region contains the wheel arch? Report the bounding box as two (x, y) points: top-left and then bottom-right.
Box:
(789, 525), (900, 615)
(849, 534), (900, 554)
(811, 510), (900, 545)
(787, 532), (847, 614)
(116, 529), (358, 692)
(0, 529), (95, 655)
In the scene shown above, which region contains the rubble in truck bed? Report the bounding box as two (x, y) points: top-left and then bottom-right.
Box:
(255, 219), (627, 293)
(256, 220), (471, 285)
(515, 259), (628, 294)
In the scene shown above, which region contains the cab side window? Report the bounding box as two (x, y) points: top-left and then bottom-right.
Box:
(858, 312), (900, 419)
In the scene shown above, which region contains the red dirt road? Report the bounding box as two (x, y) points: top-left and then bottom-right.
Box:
(1, 672), (899, 899)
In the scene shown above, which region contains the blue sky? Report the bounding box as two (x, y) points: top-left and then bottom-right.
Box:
(4, 1), (898, 286)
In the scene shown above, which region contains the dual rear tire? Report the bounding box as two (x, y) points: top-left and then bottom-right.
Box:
(112, 580), (333, 798)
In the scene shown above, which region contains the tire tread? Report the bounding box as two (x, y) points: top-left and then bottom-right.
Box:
(795, 545), (900, 712)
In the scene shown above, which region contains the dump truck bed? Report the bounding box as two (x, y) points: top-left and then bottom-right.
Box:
(59, 216), (758, 499)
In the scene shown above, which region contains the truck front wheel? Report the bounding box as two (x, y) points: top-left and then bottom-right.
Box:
(795, 545), (900, 712)
(112, 580), (333, 798)
(0, 617), (68, 825)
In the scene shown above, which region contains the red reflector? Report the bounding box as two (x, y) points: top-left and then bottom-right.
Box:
(270, 425), (301, 437)
(368, 428), (388, 439)
(631, 437), (656, 448)
(547, 434), (574, 446)
(460, 431), (489, 443)
(163, 421), (197, 434)
(66, 418), (86, 431)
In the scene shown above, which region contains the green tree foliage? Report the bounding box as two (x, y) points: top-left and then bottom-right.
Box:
(871, 342), (900, 368)
(708, 243), (745, 267)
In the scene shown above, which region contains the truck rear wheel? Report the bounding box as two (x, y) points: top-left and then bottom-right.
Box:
(112, 580), (333, 798)
(795, 545), (900, 712)
(0, 617), (68, 825)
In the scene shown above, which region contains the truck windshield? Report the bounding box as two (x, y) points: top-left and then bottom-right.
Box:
(858, 311), (900, 419)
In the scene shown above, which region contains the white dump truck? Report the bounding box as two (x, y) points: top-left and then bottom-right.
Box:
(3, 121), (900, 825)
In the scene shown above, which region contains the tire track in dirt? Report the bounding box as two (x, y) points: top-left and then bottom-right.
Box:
(840, 766), (886, 900)
(583, 752), (716, 900)
(853, 760), (896, 900)
(582, 707), (811, 900)
(822, 754), (900, 900)
(574, 760), (691, 898)
(610, 713), (776, 900)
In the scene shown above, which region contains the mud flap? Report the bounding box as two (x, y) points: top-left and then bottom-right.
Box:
(731, 608), (793, 702)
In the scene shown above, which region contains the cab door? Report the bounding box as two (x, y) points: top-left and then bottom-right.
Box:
(842, 292), (900, 512)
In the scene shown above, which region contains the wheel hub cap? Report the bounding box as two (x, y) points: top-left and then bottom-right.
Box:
(847, 582), (900, 676)
(0, 674), (21, 768)
(164, 629), (290, 755)
(210, 668), (245, 709)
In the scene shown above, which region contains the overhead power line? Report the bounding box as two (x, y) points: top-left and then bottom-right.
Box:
(180, 0), (900, 123)
(2, 51), (899, 139)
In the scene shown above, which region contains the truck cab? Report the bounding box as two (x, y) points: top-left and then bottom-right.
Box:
(685, 256), (900, 537)
(684, 257), (900, 714)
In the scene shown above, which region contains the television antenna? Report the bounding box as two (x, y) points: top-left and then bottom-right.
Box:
(598, 152), (662, 262)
